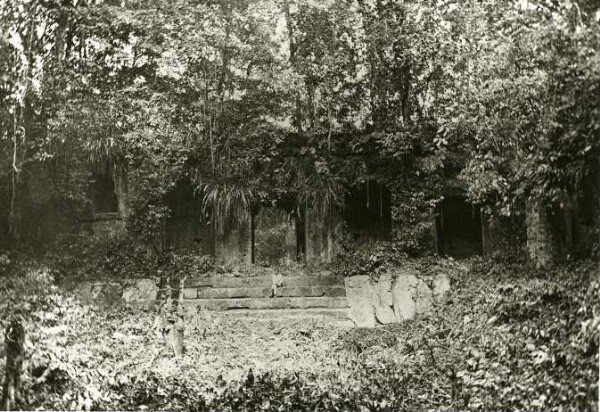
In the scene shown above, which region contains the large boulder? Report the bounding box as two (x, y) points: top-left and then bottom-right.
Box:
(391, 273), (419, 321)
(344, 275), (376, 327)
(414, 278), (435, 314)
(372, 274), (397, 324)
(344, 268), (453, 327)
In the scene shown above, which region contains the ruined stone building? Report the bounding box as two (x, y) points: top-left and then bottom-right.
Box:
(88, 161), (513, 266)
(86, 156), (597, 270)
(88, 167), (395, 266)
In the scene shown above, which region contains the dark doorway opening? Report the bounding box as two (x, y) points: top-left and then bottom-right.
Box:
(165, 181), (214, 256)
(436, 196), (482, 258)
(343, 181), (392, 244)
(91, 171), (118, 215)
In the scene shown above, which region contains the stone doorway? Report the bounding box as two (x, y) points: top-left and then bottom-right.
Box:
(254, 207), (296, 266)
(435, 196), (483, 258)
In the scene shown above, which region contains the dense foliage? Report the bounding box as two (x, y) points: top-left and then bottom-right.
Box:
(329, 241), (452, 279)
(43, 232), (218, 282)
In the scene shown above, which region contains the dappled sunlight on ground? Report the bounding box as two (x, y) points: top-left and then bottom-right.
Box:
(92, 308), (355, 391)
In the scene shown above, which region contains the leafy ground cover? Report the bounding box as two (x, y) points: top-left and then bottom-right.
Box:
(0, 255), (597, 411)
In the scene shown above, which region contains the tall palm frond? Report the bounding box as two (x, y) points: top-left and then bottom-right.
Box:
(283, 157), (346, 218)
(200, 182), (254, 234)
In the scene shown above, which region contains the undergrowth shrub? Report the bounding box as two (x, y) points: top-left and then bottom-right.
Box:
(0, 255), (596, 411)
(161, 252), (214, 279)
(390, 191), (438, 257)
(116, 364), (445, 411)
(208, 366), (439, 412)
(0, 258), (96, 410)
(44, 233), (156, 281)
(330, 242), (465, 281)
(329, 241), (407, 279)
(44, 231), (216, 283)
(409, 258), (599, 411)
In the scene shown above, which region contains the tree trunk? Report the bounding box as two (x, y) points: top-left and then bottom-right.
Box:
(1, 319), (25, 411)
(283, 0), (303, 136)
(306, 81), (316, 132)
(526, 198), (558, 268)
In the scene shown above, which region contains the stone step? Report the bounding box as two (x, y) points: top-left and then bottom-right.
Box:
(185, 285), (346, 300)
(209, 308), (351, 322)
(182, 296), (347, 311)
(186, 275), (343, 289)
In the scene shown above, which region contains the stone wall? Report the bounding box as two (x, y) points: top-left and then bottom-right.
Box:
(76, 279), (158, 307)
(344, 269), (451, 327)
(215, 220), (253, 267)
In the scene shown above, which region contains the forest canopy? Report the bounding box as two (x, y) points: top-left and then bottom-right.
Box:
(0, 0), (598, 265)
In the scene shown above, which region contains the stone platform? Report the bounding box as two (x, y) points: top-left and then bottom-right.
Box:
(76, 273), (348, 320)
(75, 267), (453, 326)
(180, 274), (347, 317)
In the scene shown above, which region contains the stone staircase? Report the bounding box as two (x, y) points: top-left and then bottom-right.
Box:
(178, 274), (348, 320)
